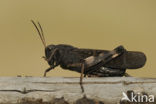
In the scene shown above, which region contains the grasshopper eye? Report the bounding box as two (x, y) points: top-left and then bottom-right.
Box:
(46, 47), (51, 52)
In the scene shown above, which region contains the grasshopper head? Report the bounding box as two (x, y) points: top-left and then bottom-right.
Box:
(31, 20), (60, 67)
(44, 44), (59, 66)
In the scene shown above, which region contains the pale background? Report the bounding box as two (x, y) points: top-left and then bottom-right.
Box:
(0, 0), (155, 78)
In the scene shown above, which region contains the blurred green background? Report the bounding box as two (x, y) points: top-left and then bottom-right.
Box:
(0, 0), (155, 77)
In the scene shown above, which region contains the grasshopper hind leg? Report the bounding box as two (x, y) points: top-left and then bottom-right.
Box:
(87, 67), (126, 77)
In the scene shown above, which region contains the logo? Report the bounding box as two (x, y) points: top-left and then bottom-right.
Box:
(121, 92), (155, 103)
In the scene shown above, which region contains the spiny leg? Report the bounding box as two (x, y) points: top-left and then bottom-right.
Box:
(65, 62), (86, 93)
(80, 62), (85, 93)
(124, 73), (132, 77)
(44, 65), (57, 77)
(44, 67), (53, 77)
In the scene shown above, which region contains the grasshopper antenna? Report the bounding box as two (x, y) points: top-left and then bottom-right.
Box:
(31, 20), (46, 48)
(38, 21), (46, 47)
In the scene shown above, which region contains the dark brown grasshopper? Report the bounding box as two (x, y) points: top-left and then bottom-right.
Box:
(31, 20), (146, 92)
